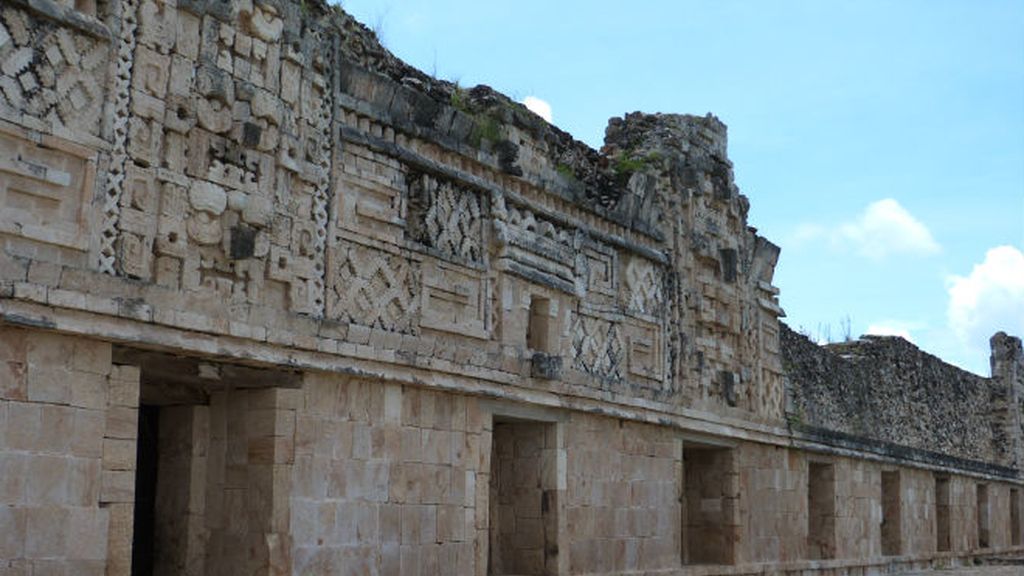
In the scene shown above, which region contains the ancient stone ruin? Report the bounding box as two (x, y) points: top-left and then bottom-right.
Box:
(0, 0), (1021, 574)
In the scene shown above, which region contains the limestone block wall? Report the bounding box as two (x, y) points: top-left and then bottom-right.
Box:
(990, 483), (1016, 549)
(1, 325), (1023, 575)
(0, 327), (139, 575)
(289, 375), (488, 575)
(200, 387), (297, 575)
(949, 475), (980, 554)
(737, 445), (805, 563)
(563, 415), (680, 573)
(901, 469), (937, 556)
(834, 459), (879, 560)
(727, 447), (1024, 568)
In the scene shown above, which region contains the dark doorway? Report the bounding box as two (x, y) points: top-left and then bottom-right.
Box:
(488, 419), (559, 576)
(807, 462), (836, 559)
(682, 444), (736, 565)
(935, 475), (950, 552)
(131, 405), (160, 576)
(977, 483), (990, 549)
(1012, 488), (1021, 546)
(881, 471), (902, 556)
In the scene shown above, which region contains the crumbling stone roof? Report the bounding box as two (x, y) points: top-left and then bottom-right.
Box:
(782, 323), (1023, 471)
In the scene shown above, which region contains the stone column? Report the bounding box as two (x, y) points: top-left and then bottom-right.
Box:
(991, 332), (1024, 472)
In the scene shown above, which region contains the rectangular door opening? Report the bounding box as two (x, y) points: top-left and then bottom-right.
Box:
(935, 475), (951, 552)
(118, 347), (302, 576)
(682, 444), (736, 565)
(131, 405), (160, 576)
(488, 419), (559, 575)
(807, 462), (836, 560)
(881, 471), (901, 556)
(1012, 488), (1021, 546)
(977, 483), (990, 549)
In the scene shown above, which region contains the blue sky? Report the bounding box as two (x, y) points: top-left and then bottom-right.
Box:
(340, 0), (1024, 375)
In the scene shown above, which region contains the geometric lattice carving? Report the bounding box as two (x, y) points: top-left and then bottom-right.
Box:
(0, 7), (108, 137)
(100, 0), (139, 274)
(301, 26), (334, 317)
(571, 312), (623, 382)
(327, 242), (420, 334)
(624, 255), (663, 317)
(408, 172), (483, 264)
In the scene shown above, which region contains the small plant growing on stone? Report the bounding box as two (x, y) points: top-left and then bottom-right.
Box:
(470, 114), (502, 148)
(555, 163), (578, 183)
(840, 314), (853, 342)
(613, 154), (648, 176)
(450, 83), (470, 113)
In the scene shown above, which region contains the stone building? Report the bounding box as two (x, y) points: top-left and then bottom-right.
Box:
(0, 0), (1021, 574)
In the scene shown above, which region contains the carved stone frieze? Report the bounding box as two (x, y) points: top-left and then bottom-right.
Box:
(0, 6), (109, 137)
(408, 172), (484, 265)
(326, 241), (420, 334)
(494, 199), (579, 294)
(623, 254), (663, 318)
(0, 120), (97, 250)
(571, 310), (624, 383)
(420, 258), (489, 339)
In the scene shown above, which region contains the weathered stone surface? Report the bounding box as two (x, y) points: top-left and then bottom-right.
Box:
(188, 181), (228, 215)
(0, 1), (1020, 575)
(783, 324), (1024, 471)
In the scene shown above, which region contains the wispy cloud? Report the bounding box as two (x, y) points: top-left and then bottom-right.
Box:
(792, 198), (940, 260)
(522, 96), (553, 123)
(947, 245), (1024, 351)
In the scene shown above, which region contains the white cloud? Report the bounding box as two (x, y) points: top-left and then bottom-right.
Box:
(947, 245), (1024, 351)
(790, 199), (940, 260)
(522, 96), (552, 123)
(865, 322), (916, 343)
(837, 199), (940, 259)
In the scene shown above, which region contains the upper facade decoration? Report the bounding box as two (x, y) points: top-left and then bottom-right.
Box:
(0, 0), (787, 425)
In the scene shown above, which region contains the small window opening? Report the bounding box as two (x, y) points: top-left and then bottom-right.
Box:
(527, 296), (551, 352)
(719, 248), (737, 283)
